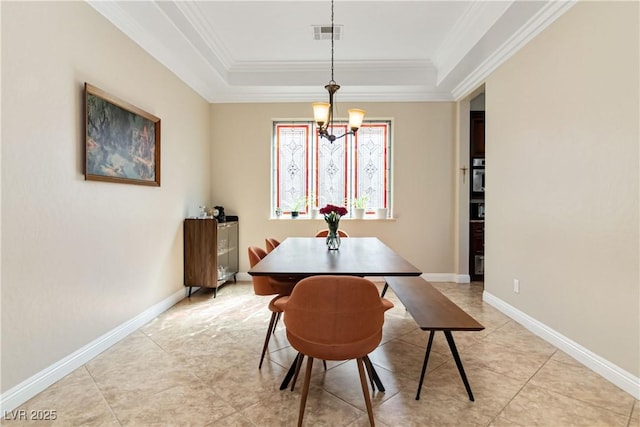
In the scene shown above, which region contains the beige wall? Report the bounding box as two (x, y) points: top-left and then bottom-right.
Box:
(1, 2), (211, 391)
(6, 0), (636, 405)
(209, 102), (457, 276)
(485, 1), (639, 376)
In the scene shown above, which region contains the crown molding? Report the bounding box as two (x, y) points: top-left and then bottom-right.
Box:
(434, 1), (513, 86)
(88, 0), (576, 104)
(452, 0), (577, 100)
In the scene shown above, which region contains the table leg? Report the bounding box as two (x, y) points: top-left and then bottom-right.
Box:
(363, 355), (385, 392)
(279, 353), (300, 390)
(443, 330), (474, 401)
(415, 330), (435, 400)
(381, 282), (389, 297)
(290, 353), (305, 391)
(363, 357), (376, 391)
(281, 354), (386, 393)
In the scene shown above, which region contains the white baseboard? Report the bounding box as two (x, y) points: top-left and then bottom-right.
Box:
(456, 274), (471, 284)
(0, 288), (186, 413)
(483, 291), (640, 399)
(235, 272), (252, 282)
(423, 273), (468, 283)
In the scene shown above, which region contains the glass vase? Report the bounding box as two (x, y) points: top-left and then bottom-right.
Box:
(326, 222), (341, 250)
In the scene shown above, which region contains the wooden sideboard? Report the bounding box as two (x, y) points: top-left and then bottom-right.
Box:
(184, 218), (238, 297)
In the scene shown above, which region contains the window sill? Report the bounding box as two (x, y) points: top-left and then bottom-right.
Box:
(270, 217), (395, 221)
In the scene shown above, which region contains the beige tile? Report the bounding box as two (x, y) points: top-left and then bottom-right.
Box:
(433, 284), (486, 308)
(367, 338), (450, 381)
(174, 348), (260, 380)
(417, 361), (527, 419)
(528, 359), (635, 417)
(317, 358), (401, 409)
(10, 280), (638, 427)
(85, 331), (173, 379)
(91, 364), (199, 410)
(461, 340), (551, 382)
(398, 327), (485, 355)
(379, 313), (421, 344)
(294, 385), (369, 427)
(460, 303), (512, 330)
(347, 413), (391, 427)
(549, 349), (584, 367)
(198, 354), (288, 411)
(204, 411), (255, 427)
(483, 320), (557, 357)
(266, 346), (349, 375)
(8, 368), (118, 426)
(241, 382), (365, 426)
(488, 414), (526, 426)
(114, 381), (235, 426)
(499, 383), (629, 426)
(375, 387), (493, 427)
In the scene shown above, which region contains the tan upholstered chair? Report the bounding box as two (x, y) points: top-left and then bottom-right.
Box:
(314, 229), (349, 237)
(275, 275), (393, 426)
(265, 237), (280, 253)
(247, 246), (298, 368)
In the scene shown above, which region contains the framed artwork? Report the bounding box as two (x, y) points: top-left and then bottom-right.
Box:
(84, 83), (161, 186)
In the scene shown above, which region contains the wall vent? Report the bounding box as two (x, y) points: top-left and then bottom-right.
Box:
(313, 25), (342, 41)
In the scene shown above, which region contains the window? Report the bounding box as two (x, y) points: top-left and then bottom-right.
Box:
(272, 120), (391, 218)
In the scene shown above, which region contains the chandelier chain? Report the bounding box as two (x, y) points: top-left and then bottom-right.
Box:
(330, 0), (335, 83)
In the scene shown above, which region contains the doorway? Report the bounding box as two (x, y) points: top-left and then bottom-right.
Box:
(469, 94), (485, 282)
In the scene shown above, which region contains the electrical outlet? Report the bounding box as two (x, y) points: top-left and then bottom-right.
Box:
(513, 279), (520, 294)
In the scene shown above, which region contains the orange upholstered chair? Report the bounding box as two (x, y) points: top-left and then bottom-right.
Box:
(275, 275), (393, 426)
(314, 229), (349, 238)
(247, 246), (298, 368)
(265, 237), (280, 253)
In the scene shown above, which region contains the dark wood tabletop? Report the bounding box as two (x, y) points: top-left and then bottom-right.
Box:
(384, 276), (484, 331)
(248, 237), (422, 278)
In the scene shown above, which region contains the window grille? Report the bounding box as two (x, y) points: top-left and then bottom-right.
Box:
(272, 120), (391, 218)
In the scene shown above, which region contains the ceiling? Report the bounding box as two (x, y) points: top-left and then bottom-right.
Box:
(88, 0), (575, 103)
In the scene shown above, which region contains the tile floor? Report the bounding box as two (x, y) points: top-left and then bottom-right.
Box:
(6, 281), (639, 426)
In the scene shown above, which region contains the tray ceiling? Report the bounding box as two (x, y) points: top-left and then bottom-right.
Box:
(88, 0), (575, 103)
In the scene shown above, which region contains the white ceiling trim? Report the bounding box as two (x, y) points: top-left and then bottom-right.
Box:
(88, 0), (228, 100)
(87, 1), (576, 104)
(212, 84), (455, 103)
(434, 0), (513, 86)
(452, 0), (577, 100)
(225, 59), (435, 87)
(174, 2), (235, 72)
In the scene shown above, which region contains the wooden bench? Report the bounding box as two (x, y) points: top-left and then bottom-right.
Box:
(383, 276), (484, 401)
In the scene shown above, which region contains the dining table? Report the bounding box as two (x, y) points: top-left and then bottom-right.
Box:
(248, 236), (422, 391)
(248, 237), (422, 278)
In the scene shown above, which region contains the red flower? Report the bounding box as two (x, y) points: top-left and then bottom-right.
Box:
(319, 204), (348, 216)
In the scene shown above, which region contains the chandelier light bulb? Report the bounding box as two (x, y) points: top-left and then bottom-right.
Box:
(348, 109), (366, 132)
(312, 102), (331, 127)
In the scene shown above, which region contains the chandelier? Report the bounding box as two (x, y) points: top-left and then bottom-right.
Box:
(312, 0), (365, 143)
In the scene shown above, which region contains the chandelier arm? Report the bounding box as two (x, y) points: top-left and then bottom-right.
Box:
(318, 129), (358, 143)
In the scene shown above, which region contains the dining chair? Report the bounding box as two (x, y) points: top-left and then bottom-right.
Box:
(314, 229), (349, 237)
(275, 275), (393, 427)
(265, 237), (280, 253)
(247, 246), (298, 369)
